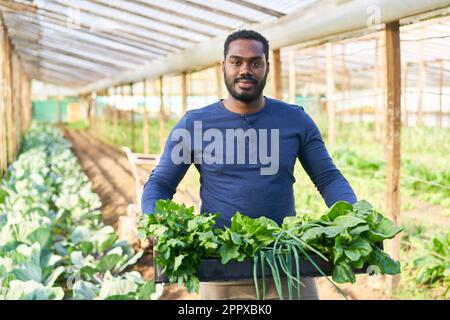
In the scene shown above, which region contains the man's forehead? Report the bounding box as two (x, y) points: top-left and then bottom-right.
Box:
(227, 39), (265, 58)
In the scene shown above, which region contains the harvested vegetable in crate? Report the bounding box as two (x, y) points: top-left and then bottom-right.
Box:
(139, 199), (404, 299)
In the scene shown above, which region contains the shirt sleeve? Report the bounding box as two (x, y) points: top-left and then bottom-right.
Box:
(141, 113), (192, 214)
(297, 112), (357, 207)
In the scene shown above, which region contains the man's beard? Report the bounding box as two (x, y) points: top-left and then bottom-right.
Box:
(224, 69), (268, 103)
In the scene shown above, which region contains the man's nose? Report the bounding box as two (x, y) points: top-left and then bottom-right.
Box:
(239, 62), (253, 75)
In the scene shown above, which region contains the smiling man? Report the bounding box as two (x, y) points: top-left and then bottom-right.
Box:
(141, 30), (357, 300)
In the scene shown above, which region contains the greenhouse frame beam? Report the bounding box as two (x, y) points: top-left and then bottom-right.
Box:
(20, 53), (110, 79)
(8, 28), (151, 66)
(171, 0), (259, 24)
(0, 5), (182, 53)
(90, 0), (216, 37)
(5, 18), (167, 59)
(226, 0), (285, 17)
(12, 38), (137, 70)
(16, 47), (119, 76)
(126, 0), (231, 30)
(23, 59), (97, 81)
(48, 0), (199, 43)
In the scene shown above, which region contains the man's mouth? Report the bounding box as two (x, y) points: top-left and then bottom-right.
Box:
(235, 79), (256, 89)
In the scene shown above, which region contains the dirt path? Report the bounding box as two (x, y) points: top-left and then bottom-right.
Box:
(63, 128), (393, 300)
(63, 128), (199, 300)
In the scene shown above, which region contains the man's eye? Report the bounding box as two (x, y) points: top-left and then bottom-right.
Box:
(252, 62), (262, 67)
(231, 61), (240, 65)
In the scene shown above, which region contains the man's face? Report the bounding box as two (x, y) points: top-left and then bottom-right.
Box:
(223, 39), (269, 103)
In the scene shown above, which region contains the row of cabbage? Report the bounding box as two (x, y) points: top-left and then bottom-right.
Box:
(0, 124), (157, 300)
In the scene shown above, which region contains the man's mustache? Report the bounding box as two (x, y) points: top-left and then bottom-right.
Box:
(234, 76), (257, 84)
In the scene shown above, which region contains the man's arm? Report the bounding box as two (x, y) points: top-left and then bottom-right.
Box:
(141, 114), (192, 214)
(298, 112), (357, 207)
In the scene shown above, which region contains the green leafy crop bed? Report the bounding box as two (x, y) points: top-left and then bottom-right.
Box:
(0, 124), (156, 300)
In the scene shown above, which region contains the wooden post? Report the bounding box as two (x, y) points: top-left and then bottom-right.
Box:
(341, 44), (349, 123)
(159, 76), (166, 154)
(108, 88), (113, 128)
(215, 63), (223, 100)
(181, 71), (188, 115)
(380, 32), (388, 150)
(56, 97), (62, 124)
(438, 60), (444, 128)
(312, 47), (320, 119)
(0, 72), (4, 174)
(130, 83), (135, 151)
(113, 86), (119, 145)
(143, 79), (149, 154)
(288, 50), (296, 104)
(23, 75), (30, 132)
(326, 42), (336, 149)
(0, 20), (5, 175)
(91, 92), (97, 133)
(384, 21), (402, 290)
(417, 27), (425, 127)
(402, 62), (409, 127)
(86, 95), (92, 130)
(100, 90), (106, 135)
(373, 37), (382, 139)
(17, 58), (22, 151)
(0, 108), (4, 174)
(8, 38), (16, 162)
(13, 55), (21, 153)
(272, 49), (282, 100)
(18, 61), (24, 139)
(5, 34), (14, 164)
(120, 85), (127, 146)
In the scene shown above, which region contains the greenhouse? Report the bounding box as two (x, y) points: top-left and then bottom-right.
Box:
(0, 0), (449, 301)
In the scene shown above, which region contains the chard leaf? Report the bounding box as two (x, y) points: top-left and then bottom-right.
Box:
(344, 250), (361, 262)
(333, 215), (367, 228)
(353, 200), (373, 217)
(173, 255), (185, 272)
(231, 232), (242, 245)
(332, 263), (356, 283)
(349, 225), (370, 237)
(347, 238), (372, 257)
(322, 201), (353, 221)
(368, 246), (401, 275)
(219, 244), (240, 264)
(302, 225), (347, 242)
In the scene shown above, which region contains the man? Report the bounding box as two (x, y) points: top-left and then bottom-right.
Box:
(141, 30), (357, 300)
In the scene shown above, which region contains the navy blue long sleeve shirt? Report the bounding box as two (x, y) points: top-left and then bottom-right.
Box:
(141, 97), (357, 228)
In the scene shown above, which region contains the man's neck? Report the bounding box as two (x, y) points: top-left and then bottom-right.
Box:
(222, 95), (265, 115)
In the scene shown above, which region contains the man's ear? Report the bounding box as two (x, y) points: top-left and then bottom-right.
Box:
(221, 60), (225, 72)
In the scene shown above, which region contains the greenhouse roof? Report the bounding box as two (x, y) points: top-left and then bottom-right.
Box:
(0, 0), (449, 91)
(0, 0), (316, 88)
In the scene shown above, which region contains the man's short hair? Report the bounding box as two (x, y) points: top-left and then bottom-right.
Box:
(224, 29), (270, 62)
